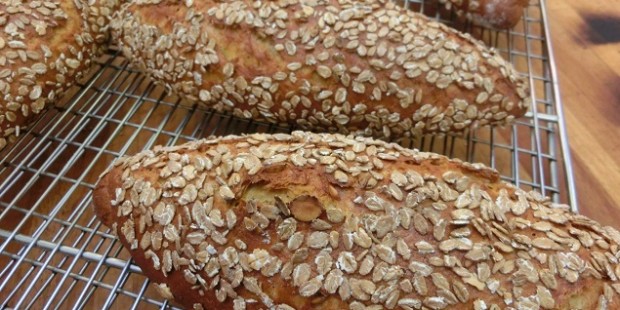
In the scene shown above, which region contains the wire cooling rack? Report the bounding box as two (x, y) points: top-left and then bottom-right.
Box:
(0, 0), (574, 309)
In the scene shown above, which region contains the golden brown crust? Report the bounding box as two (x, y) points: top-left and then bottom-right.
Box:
(439, 0), (529, 29)
(0, 0), (121, 150)
(110, 0), (530, 141)
(93, 131), (620, 310)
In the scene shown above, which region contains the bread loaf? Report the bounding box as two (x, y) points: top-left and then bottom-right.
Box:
(110, 0), (530, 140)
(438, 0), (528, 29)
(93, 131), (620, 310)
(0, 0), (121, 150)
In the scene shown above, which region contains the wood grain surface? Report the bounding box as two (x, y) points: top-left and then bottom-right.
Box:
(547, 0), (620, 226)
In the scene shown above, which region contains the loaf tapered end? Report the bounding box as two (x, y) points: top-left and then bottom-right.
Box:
(93, 167), (121, 229)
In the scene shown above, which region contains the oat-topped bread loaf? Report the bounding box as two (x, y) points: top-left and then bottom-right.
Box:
(438, 0), (528, 29)
(0, 0), (121, 150)
(93, 131), (620, 310)
(110, 0), (530, 140)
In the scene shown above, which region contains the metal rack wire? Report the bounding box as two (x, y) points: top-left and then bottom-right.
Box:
(0, 0), (574, 309)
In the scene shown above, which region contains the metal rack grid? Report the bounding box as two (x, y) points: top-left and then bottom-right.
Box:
(0, 0), (574, 309)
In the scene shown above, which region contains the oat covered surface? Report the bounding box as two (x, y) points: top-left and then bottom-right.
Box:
(0, 0), (121, 150)
(110, 0), (530, 140)
(94, 131), (620, 310)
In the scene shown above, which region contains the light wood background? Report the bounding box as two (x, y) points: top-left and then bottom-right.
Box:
(547, 0), (620, 226)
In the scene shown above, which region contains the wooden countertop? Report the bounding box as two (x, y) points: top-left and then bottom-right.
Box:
(547, 0), (620, 226)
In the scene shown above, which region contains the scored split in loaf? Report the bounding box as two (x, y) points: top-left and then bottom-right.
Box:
(93, 131), (620, 310)
(0, 0), (122, 150)
(110, 0), (530, 140)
